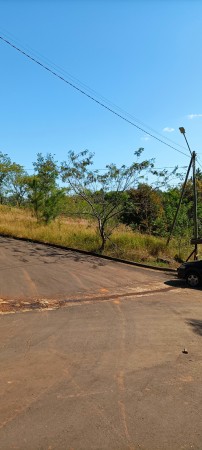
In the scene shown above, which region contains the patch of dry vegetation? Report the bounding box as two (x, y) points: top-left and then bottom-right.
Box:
(0, 206), (193, 267)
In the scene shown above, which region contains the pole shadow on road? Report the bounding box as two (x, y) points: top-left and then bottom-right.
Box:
(186, 319), (202, 336)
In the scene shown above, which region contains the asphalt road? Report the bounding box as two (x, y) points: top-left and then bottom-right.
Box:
(1, 236), (202, 450)
(0, 236), (172, 312)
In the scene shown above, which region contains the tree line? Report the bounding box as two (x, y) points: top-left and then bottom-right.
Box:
(0, 149), (201, 252)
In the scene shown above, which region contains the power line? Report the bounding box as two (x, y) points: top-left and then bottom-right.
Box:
(0, 28), (189, 154)
(93, 166), (188, 172)
(0, 35), (190, 159)
(0, 143), (189, 173)
(21, 164), (188, 172)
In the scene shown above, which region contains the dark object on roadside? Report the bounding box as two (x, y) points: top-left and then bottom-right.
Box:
(182, 348), (188, 354)
(177, 260), (202, 288)
(157, 257), (172, 265)
(174, 254), (184, 263)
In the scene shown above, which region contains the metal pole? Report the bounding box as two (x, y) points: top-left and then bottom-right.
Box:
(166, 156), (193, 245)
(192, 151), (198, 259)
(179, 128), (198, 260)
(183, 134), (192, 156)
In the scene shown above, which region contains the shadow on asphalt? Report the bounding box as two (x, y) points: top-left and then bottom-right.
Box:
(164, 278), (202, 291)
(164, 279), (187, 289)
(0, 236), (107, 267)
(186, 319), (202, 336)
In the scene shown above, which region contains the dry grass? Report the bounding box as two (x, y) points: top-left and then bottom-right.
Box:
(0, 206), (194, 267)
(0, 206), (99, 248)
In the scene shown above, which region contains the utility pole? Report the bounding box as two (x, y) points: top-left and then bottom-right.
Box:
(166, 156), (193, 245)
(192, 150), (198, 259)
(179, 127), (198, 260)
(167, 128), (198, 260)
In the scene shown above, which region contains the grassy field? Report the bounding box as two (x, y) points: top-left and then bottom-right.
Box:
(0, 205), (194, 267)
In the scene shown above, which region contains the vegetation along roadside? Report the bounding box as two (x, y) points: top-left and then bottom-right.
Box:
(0, 148), (201, 267)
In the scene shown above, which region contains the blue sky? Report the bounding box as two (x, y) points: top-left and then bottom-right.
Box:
(1, 0), (202, 182)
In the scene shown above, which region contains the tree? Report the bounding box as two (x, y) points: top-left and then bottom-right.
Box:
(5, 164), (28, 206)
(121, 184), (165, 235)
(0, 153), (29, 206)
(186, 170), (202, 238)
(27, 153), (66, 223)
(61, 148), (154, 252)
(0, 152), (14, 204)
(196, 168), (202, 181)
(162, 187), (192, 238)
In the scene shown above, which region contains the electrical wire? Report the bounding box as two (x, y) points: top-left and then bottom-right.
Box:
(0, 28), (190, 154)
(21, 165), (188, 173)
(0, 35), (190, 159)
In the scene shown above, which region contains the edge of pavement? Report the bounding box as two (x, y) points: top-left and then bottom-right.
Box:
(0, 233), (177, 273)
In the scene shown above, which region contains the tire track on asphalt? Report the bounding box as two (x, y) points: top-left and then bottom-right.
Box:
(22, 268), (39, 297)
(60, 367), (137, 449)
(114, 300), (136, 450)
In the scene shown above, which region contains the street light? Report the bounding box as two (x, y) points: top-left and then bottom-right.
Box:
(179, 127), (185, 135)
(179, 127), (192, 155)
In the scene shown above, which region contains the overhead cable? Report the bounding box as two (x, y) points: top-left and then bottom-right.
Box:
(0, 35), (190, 159)
(0, 28), (190, 153)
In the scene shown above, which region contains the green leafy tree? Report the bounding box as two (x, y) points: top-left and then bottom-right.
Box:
(0, 152), (15, 203)
(27, 153), (66, 223)
(162, 187), (192, 237)
(184, 173), (202, 237)
(61, 148), (154, 252)
(121, 184), (165, 235)
(5, 164), (28, 206)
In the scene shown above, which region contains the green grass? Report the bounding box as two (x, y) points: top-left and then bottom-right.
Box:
(0, 205), (194, 267)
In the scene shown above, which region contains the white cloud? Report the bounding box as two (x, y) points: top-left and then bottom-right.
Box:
(187, 114), (202, 119)
(141, 136), (150, 141)
(163, 127), (175, 132)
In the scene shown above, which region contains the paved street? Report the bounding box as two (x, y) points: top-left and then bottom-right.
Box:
(0, 237), (202, 450)
(0, 236), (172, 312)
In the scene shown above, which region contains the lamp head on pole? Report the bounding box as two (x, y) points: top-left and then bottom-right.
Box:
(179, 127), (186, 134)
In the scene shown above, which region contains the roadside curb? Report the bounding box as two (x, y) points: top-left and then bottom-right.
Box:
(0, 233), (177, 273)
